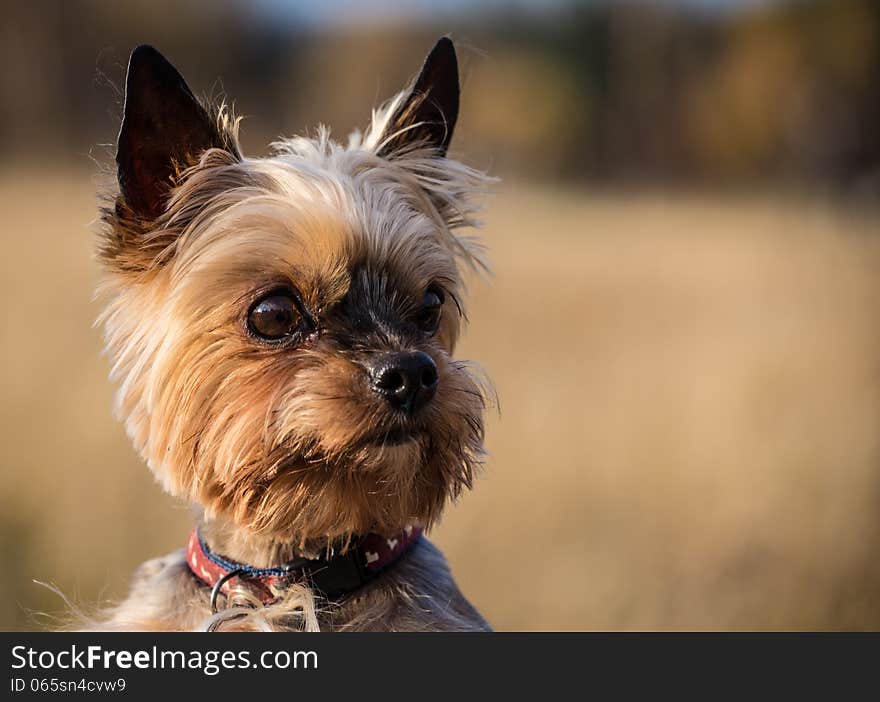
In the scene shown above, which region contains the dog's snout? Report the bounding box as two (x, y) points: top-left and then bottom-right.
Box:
(370, 351), (438, 413)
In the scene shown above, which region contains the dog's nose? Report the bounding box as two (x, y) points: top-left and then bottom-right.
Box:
(370, 351), (438, 413)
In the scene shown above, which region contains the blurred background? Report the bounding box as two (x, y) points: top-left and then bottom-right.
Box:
(1, 0), (880, 630)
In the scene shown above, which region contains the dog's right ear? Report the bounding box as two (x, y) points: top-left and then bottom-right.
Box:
(116, 45), (236, 221)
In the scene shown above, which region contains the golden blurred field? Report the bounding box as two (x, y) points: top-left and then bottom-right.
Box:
(2, 172), (880, 631)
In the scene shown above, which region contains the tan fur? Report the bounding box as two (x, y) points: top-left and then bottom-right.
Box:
(88, 52), (493, 631)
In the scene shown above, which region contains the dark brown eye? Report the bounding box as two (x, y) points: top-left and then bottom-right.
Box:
(416, 286), (445, 334)
(248, 293), (302, 341)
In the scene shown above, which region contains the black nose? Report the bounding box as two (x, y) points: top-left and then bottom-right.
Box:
(370, 351), (438, 413)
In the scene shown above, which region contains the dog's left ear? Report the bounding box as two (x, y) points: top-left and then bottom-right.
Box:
(378, 37), (459, 158)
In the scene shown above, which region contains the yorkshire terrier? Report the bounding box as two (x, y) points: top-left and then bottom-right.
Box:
(89, 38), (492, 631)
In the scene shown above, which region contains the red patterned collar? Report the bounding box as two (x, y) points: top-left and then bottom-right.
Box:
(186, 526), (423, 609)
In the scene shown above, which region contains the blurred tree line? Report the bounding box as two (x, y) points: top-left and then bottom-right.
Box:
(1, 0), (877, 192)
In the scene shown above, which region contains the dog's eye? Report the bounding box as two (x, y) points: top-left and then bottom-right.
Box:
(416, 287), (445, 334)
(248, 293), (302, 341)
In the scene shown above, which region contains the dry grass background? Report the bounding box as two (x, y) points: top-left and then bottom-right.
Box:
(2, 171), (880, 630)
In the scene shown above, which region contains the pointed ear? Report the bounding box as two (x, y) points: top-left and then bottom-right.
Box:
(378, 37), (460, 158)
(116, 45), (234, 220)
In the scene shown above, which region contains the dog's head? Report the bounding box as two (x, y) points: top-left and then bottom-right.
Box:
(97, 40), (490, 547)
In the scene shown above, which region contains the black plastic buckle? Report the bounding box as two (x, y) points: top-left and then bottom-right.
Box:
(306, 550), (370, 599)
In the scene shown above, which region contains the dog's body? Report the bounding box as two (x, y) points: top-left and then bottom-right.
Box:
(89, 40), (492, 631)
(91, 536), (488, 632)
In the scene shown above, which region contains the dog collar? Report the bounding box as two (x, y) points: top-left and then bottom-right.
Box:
(186, 526), (422, 608)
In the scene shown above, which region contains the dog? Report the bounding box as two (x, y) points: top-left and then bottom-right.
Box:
(88, 38), (493, 631)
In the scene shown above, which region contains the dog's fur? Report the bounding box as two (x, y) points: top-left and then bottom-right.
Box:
(87, 39), (492, 631)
